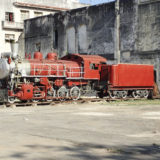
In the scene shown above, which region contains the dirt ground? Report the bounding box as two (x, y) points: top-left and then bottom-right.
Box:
(0, 99), (160, 160)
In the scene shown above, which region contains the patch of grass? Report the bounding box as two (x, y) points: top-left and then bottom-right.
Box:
(100, 99), (160, 106)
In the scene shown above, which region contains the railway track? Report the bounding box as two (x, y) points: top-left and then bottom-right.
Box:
(1, 95), (159, 108)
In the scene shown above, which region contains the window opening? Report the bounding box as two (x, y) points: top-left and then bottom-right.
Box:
(5, 12), (14, 22)
(90, 63), (99, 70)
(21, 10), (29, 21)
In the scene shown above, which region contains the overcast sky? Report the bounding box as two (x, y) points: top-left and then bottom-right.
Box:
(79, 0), (115, 5)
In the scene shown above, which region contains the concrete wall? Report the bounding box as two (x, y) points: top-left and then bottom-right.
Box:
(25, 2), (116, 59)
(25, 15), (54, 57)
(137, 1), (160, 52)
(25, 0), (160, 88)
(120, 0), (160, 88)
(25, 0), (137, 60)
(135, 1), (160, 88)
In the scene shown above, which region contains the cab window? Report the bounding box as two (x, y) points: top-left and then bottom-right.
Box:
(90, 63), (98, 70)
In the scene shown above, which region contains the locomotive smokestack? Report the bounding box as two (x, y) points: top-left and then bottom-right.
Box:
(11, 42), (19, 59)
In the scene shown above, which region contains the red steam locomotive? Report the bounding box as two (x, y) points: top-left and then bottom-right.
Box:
(0, 52), (154, 103)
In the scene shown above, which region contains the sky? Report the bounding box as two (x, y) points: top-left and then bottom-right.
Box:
(79, 0), (115, 5)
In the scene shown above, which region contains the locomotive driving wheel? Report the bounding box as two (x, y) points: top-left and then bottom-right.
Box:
(70, 86), (81, 100)
(57, 86), (68, 101)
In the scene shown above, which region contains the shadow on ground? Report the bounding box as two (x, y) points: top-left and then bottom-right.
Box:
(2, 142), (160, 160)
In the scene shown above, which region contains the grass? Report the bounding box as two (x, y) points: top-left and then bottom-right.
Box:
(102, 99), (160, 106)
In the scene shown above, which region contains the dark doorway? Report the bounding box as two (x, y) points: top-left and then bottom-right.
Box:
(154, 70), (157, 83)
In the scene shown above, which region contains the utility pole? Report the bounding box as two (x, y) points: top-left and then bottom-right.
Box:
(115, 0), (120, 64)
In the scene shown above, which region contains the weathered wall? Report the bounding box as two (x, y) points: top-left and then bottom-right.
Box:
(120, 0), (137, 53)
(136, 1), (160, 52)
(120, 0), (160, 88)
(133, 1), (160, 88)
(25, 0), (160, 58)
(25, 2), (116, 59)
(25, 0), (160, 88)
(25, 0), (137, 60)
(25, 15), (53, 57)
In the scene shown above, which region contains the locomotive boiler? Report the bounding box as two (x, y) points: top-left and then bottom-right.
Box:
(0, 49), (154, 103)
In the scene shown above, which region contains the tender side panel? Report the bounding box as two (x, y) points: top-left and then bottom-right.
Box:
(109, 64), (154, 87)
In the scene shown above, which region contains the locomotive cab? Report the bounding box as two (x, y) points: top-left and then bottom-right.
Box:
(61, 54), (107, 80)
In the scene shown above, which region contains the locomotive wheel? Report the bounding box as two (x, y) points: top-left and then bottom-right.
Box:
(132, 90), (140, 99)
(70, 86), (81, 100)
(121, 91), (128, 99)
(108, 91), (117, 99)
(57, 86), (68, 101)
(143, 90), (149, 98)
(47, 88), (56, 101)
(32, 99), (39, 103)
(8, 97), (16, 104)
(97, 91), (104, 98)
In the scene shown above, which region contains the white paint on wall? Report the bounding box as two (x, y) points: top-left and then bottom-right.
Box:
(0, 0), (87, 54)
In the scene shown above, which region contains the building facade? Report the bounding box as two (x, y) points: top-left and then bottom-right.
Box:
(0, 0), (86, 54)
(25, 0), (160, 89)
